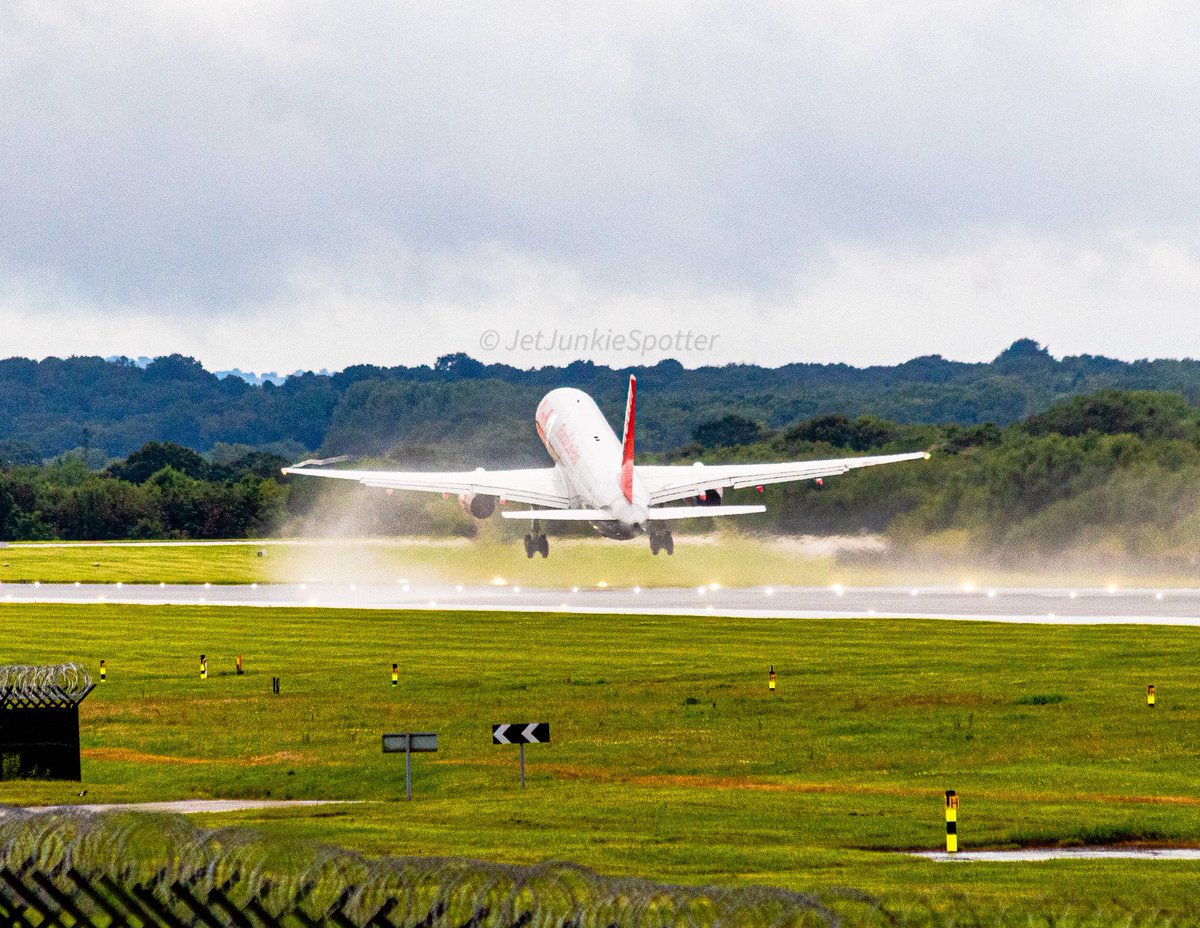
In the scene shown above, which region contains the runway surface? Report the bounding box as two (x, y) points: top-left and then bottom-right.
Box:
(4, 581), (1200, 623)
(3, 800), (357, 816)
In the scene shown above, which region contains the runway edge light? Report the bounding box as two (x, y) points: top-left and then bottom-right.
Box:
(945, 790), (958, 853)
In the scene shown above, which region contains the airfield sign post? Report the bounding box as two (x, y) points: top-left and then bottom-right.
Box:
(492, 723), (550, 788)
(382, 732), (438, 801)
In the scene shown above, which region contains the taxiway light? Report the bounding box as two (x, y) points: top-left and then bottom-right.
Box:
(402, 585), (410, 592)
(571, 586), (579, 593)
(513, 586), (521, 594)
(456, 584), (464, 592)
(74, 582), (81, 588)
(159, 582), (165, 588)
(1107, 584), (1119, 593)
(633, 586), (641, 594)
(1156, 592), (1164, 600)
(696, 587), (706, 595)
(491, 577), (508, 586)
(708, 582), (720, 591)
(116, 581), (123, 588)
(987, 590), (997, 598)
(204, 582), (211, 589)
(831, 583), (844, 596)
(251, 582), (258, 589)
(597, 581), (608, 588)
(1069, 591), (1078, 599)
(33, 581), (39, 587)
(910, 588), (919, 596)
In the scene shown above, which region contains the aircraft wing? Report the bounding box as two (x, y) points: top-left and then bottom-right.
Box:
(636, 451), (930, 506)
(281, 465), (572, 509)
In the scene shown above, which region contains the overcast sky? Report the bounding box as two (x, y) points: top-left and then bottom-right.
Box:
(2, 2), (1198, 372)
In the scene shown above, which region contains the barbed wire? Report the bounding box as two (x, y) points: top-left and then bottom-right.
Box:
(0, 662), (92, 699)
(0, 808), (841, 928)
(0, 809), (1195, 926)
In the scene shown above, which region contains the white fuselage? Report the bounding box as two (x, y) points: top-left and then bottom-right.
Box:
(535, 388), (650, 538)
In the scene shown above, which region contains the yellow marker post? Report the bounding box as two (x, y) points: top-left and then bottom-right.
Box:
(200, 654), (207, 681)
(100, 659), (106, 683)
(1148, 684), (1156, 708)
(236, 654), (244, 676)
(945, 790), (958, 853)
(768, 665), (776, 692)
(391, 663), (399, 687)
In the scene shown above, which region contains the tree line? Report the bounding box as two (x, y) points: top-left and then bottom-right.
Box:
(11, 340), (1200, 461)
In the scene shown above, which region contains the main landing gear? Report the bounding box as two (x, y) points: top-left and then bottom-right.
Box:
(523, 520), (549, 558)
(649, 526), (674, 556)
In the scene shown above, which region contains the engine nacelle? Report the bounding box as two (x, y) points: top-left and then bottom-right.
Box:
(693, 487), (723, 506)
(459, 493), (497, 519)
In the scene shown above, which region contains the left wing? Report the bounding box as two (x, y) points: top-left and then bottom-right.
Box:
(636, 451), (929, 506)
(281, 465), (572, 509)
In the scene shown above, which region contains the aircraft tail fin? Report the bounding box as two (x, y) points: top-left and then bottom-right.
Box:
(621, 374), (636, 502)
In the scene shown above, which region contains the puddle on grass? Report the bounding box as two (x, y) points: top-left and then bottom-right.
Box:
(913, 848), (1200, 861)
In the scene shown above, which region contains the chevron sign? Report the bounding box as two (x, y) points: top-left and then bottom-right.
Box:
(492, 722), (550, 745)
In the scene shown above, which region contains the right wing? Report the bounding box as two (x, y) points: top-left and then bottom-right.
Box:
(281, 465), (572, 509)
(636, 451), (929, 506)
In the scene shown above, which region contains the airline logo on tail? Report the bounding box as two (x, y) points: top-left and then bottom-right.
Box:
(621, 375), (636, 502)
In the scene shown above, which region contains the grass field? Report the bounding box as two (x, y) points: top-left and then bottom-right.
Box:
(3, 601), (1200, 915)
(0, 535), (1196, 590)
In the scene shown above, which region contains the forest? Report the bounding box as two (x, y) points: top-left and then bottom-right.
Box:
(10, 339), (1200, 463)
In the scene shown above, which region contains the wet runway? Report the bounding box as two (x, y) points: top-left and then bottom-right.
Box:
(4, 581), (1200, 623)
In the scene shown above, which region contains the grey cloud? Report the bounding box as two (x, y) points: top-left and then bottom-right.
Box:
(1, 2), (1197, 312)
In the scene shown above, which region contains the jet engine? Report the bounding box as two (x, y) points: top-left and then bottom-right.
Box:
(693, 487), (723, 506)
(459, 493), (497, 519)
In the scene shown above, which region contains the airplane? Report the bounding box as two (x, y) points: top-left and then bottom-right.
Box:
(282, 375), (929, 557)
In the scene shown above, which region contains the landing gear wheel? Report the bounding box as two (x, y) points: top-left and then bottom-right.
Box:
(663, 531), (674, 556)
(537, 534), (549, 558)
(650, 535), (661, 555)
(523, 534), (535, 558)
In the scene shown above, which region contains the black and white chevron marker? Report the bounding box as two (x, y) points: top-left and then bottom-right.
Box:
(492, 722), (550, 745)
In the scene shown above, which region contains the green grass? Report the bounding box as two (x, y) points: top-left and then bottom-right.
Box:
(3, 603), (1200, 913)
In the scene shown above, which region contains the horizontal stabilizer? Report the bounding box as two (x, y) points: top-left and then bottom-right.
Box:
(501, 509), (613, 521)
(646, 505), (766, 520)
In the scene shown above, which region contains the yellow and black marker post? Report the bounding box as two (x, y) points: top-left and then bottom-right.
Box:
(100, 659), (106, 683)
(391, 663), (399, 686)
(200, 654), (207, 681)
(768, 665), (776, 692)
(236, 654), (244, 676)
(1148, 684), (1156, 708)
(945, 790), (958, 853)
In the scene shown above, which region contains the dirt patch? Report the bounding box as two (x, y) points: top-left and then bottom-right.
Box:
(82, 747), (317, 766)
